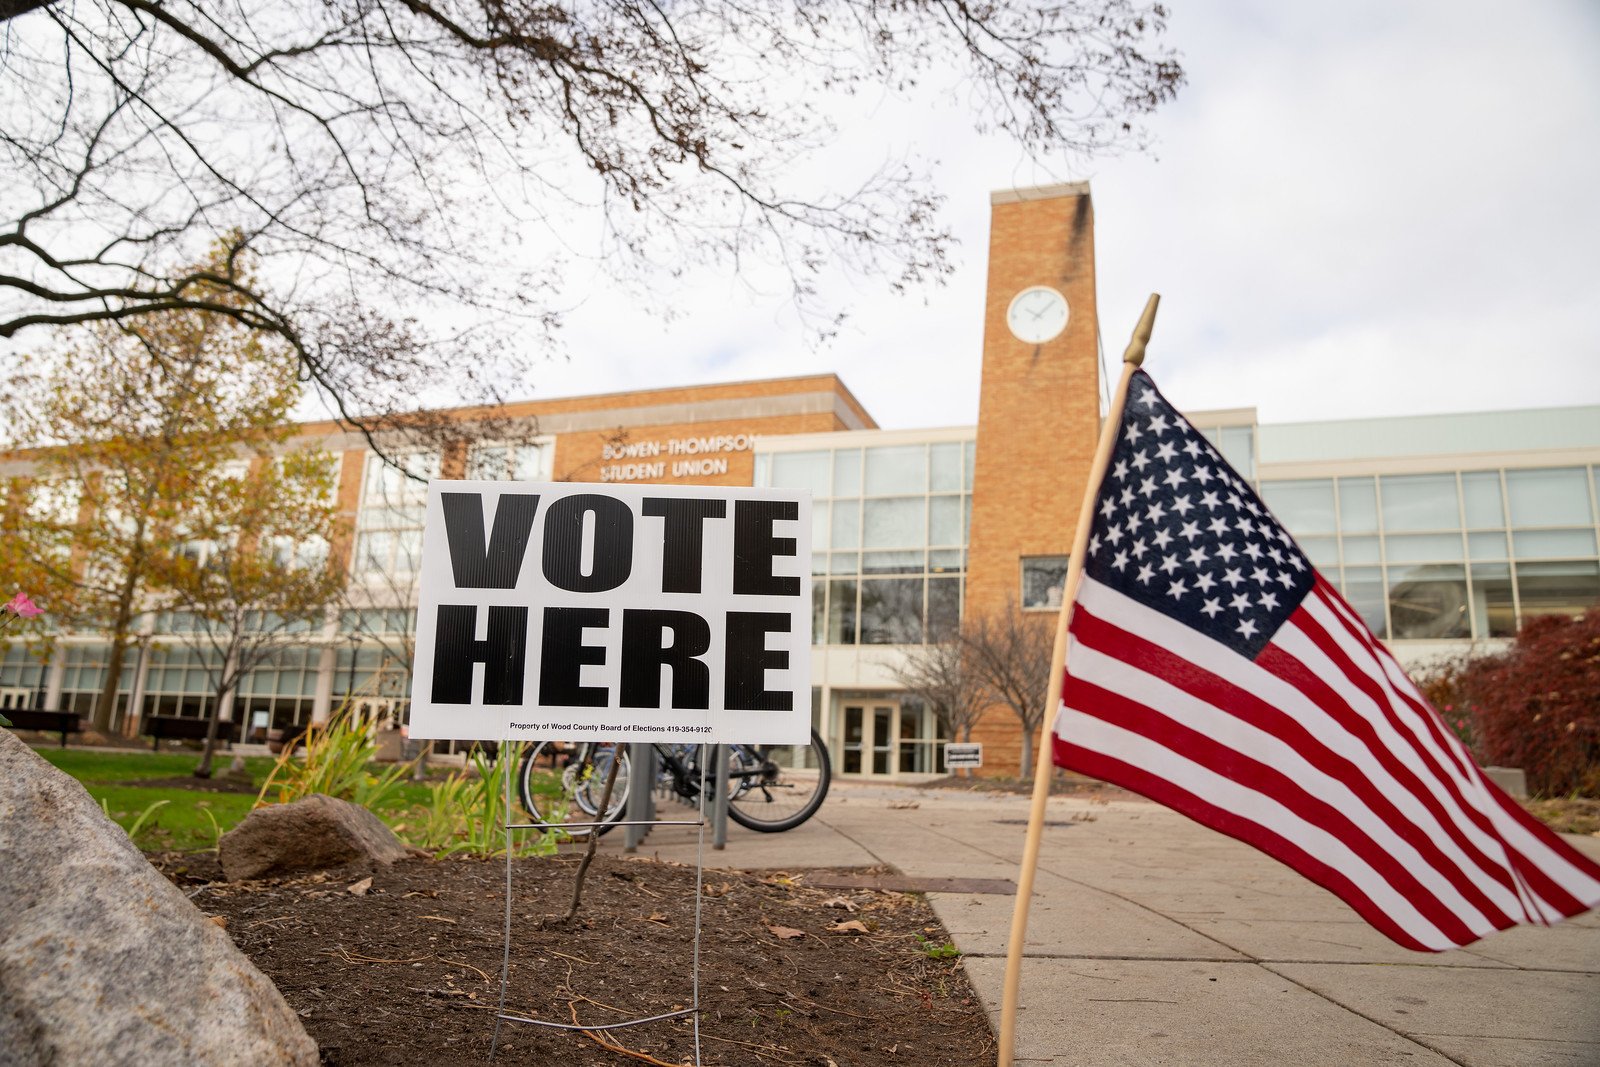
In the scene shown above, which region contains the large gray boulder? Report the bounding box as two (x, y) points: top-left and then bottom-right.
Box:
(219, 792), (413, 881)
(0, 730), (317, 1066)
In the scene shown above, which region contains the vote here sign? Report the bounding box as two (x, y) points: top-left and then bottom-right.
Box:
(408, 482), (811, 744)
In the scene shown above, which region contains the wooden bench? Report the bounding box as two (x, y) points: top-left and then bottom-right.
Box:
(3, 708), (85, 748)
(140, 714), (213, 751)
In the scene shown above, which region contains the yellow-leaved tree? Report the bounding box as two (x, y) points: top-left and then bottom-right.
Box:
(0, 242), (342, 743)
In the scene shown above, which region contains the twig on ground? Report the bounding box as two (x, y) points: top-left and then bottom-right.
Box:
(568, 1002), (684, 1066)
(439, 957), (492, 983)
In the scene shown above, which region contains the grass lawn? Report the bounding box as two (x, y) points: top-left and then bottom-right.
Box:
(35, 746), (441, 851)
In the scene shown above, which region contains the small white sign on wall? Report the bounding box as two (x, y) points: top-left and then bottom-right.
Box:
(944, 742), (983, 770)
(408, 482), (811, 744)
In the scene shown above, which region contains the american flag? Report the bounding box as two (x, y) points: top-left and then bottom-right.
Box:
(1054, 370), (1600, 951)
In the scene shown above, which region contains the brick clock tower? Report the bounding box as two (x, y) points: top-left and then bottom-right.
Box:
(965, 182), (1102, 774)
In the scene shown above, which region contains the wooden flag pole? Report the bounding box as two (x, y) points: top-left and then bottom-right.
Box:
(996, 294), (1160, 1067)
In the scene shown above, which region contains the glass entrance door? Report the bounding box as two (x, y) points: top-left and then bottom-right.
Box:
(838, 698), (946, 776)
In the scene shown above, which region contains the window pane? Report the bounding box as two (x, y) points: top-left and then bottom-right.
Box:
(1219, 427), (1254, 480)
(811, 583), (826, 645)
(1505, 468), (1592, 527)
(512, 444), (547, 481)
(753, 453), (771, 486)
(833, 449), (861, 496)
(1461, 472), (1504, 529)
(1514, 560), (1600, 621)
(1337, 477), (1378, 533)
(356, 531), (392, 574)
(927, 577), (961, 641)
(1341, 566), (1387, 638)
(829, 552), (859, 575)
(1512, 528), (1598, 560)
(811, 552), (828, 576)
(963, 441), (976, 491)
(1260, 480), (1335, 533)
(1380, 474), (1460, 532)
(1020, 556), (1069, 610)
(860, 578), (924, 644)
(862, 498), (923, 548)
(811, 501), (830, 552)
(862, 550), (924, 574)
(1469, 563), (1515, 638)
(1384, 533), (1464, 563)
(928, 549), (964, 573)
(864, 445), (926, 495)
(831, 500), (859, 549)
(929, 496), (963, 546)
(1341, 536), (1380, 564)
(770, 452), (831, 496)
(396, 529), (424, 572)
(1299, 536), (1339, 568)
(827, 580), (858, 644)
(1386, 563), (1469, 639)
(1462, 531), (1508, 562)
(929, 443), (963, 491)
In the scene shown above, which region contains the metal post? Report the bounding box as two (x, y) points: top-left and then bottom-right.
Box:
(712, 744), (730, 849)
(623, 742), (655, 853)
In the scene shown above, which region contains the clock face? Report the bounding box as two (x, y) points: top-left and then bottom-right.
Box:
(1006, 286), (1070, 345)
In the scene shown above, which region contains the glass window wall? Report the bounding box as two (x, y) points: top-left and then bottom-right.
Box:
(1264, 463), (1600, 640)
(759, 439), (972, 646)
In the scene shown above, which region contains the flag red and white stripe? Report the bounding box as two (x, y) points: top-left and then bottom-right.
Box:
(1054, 370), (1600, 950)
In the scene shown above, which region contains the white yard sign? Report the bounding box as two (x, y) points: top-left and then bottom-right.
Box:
(944, 743), (983, 770)
(408, 482), (811, 744)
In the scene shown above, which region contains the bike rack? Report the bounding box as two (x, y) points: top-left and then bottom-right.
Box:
(488, 742), (728, 1065)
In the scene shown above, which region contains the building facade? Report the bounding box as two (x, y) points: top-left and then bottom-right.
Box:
(6, 183), (1599, 775)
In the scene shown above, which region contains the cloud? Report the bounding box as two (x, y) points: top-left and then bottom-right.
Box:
(513, 1), (1600, 431)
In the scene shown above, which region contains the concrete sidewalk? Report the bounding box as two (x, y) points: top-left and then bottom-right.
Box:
(603, 779), (1600, 1066)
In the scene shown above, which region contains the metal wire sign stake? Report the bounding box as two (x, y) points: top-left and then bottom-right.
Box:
(489, 745), (713, 1064)
(401, 482), (814, 1065)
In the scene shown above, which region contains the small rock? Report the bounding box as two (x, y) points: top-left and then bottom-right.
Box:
(219, 794), (411, 881)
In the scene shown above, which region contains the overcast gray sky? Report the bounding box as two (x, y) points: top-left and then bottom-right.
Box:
(518, 0), (1600, 431)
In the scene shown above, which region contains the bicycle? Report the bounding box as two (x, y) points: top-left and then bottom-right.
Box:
(516, 729), (832, 839)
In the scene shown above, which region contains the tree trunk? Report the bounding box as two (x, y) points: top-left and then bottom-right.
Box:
(194, 684), (229, 778)
(560, 751), (622, 923)
(1019, 720), (1035, 782)
(93, 563), (143, 733)
(92, 635), (128, 733)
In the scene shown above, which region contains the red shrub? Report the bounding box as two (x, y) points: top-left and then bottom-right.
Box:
(1456, 607), (1600, 797)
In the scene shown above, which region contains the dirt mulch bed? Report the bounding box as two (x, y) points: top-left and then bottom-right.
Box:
(155, 852), (993, 1066)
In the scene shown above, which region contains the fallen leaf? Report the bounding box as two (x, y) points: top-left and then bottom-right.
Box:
(820, 896), (858, 912)
(418, 914), (458, 924)
(347, 877), (373, 897)
(208, 915), (228, 930)
(766, 924), (806, 940)
(887, 800), (920, 810)
(828, 920), (870, 935)
(703, 881), (734, 898)
(642, 911), (669, 925)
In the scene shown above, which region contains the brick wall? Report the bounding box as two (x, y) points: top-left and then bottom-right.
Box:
(964, 184), (1102, 776)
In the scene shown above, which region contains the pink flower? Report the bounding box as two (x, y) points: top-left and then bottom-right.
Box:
(4, 592), (42, 618)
